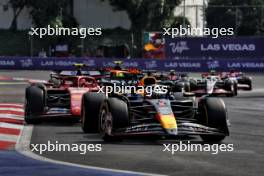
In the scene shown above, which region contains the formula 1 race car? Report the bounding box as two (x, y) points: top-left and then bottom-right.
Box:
(81, 77), (229, 143)
(220, 70), (252, 90)
(190, 75), (237, 97)
(156, 71), (191, 93)
(24, 64), (99, 124)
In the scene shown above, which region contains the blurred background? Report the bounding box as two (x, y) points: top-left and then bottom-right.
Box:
(0, 0), (263, 59)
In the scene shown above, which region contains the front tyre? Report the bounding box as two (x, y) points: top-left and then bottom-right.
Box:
(198, 98), (229, 142)
(24, 86), (45, 124)
(225, 80), (236, 97)
(99, 98), (129, 142)
(81, 92), (106, 133)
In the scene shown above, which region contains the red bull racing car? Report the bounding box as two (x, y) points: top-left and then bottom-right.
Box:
(81, 77), (229, 142)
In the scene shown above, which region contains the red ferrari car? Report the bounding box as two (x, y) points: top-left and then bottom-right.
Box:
(24, 70), (99, 124)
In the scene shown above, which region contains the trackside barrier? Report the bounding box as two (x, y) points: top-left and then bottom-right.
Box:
(0, 57), (264, 72)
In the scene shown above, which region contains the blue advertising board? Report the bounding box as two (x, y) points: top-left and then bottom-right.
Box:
(165, 37), (264, 58)
(0, 57), (263, 72)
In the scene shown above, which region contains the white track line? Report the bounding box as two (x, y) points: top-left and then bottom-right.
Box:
(0, 134), (19, 142)
(0, 114), (24, 120)
(0, 122), (24, 130)
(0, 104), (23, 108)
(0, 107), (24, 112)
(0, 82), (28, 85)
(16, 125), (166, 176)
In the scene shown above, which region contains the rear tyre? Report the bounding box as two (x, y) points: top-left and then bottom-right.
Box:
(24, 86), (45, 124)
(184, 82), (191, 92)
(174, 82), (184, 92)
(234, 82), (238, 96)
(99, 98), (129, 142)
(248, 81), (252, 90)
(243, 78), (252, 90)
(189, 79), (197, 92)
(198, 98), (229, 142)
(81, 92), (106, 133)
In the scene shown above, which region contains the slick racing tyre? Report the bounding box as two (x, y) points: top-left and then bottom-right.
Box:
(24, 86), (45, 124)
(198, 98), (229, 142)
(247, 81), (252, 90)
(243, 77), (252, 90)
(233, 82), (238, 96)
(189, 79), (197, 92)
(99, 98), (129, 142)
(81, 92), (106, 133)
(184, 82), (191, 92)
(225, 80), (236, 97)
(175, 82), (190, 92)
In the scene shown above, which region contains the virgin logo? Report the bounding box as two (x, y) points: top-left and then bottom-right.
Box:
(170, 41), (189, 54)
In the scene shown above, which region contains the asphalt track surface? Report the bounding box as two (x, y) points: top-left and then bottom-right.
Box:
(0, 70), (264, 176)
